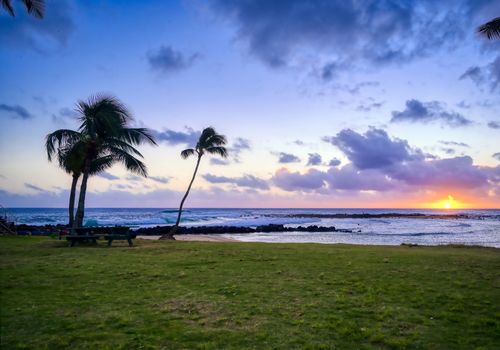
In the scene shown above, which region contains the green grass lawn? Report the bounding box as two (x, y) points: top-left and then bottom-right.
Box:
(1, 237), (499, 349)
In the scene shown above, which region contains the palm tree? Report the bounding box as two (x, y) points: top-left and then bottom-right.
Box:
(478, 17), (500, 40)
(1, 0), (44, 18)
(71, 95), (157, 228)
(161, 127), (228, 240)
(46, 132), (114, 227)
(46, 95), (157, 228)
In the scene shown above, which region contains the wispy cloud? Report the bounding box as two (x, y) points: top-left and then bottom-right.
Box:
(149, 176), (170, 184)
(439, 141), (470, 148)
(488, 121), (500, 129)
(203, 173), (269, 190)
(391, 99), (472, 127)
(0, 104), (33, 119)
(460, 56), (500, 93)
(147, 46), (200, 75)
(97, 172), (120, 181)
(24, 183), (46, 192)
(152, 127), (200, 146)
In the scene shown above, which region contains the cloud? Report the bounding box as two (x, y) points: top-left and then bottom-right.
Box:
(210, 158), (230, 166)
(149, 176), (170, 184)
(388, 156), (488, 189)
(228, 137), (251, 162)
(356, 101), (384, 112)
(391, 99), (472, 127)
(488, 121), (500, 129)
(276, 152), (301, 164)
(203, 174), (269, 190)
(0, 0), (75, 50)
(293, 140), (304, 146)
(24, 183), (46, 192)
(460, 55), (500, 93)
(307, 153), (322, 166)
(209, 0), (489, 75)
(328, 158), (341, 167)
(493, 153), (500, 161)
(273, 153), (496, 195)
(441, 148), (455, 155)
(348, 81), (380, 95)
(232, 137), (251, 151)
(272, 168), (326, 192)
(439, 141), (470, 148)
(97, 172), (120, 181)
(0, 103), (33, 119)
(152, 127), (200, 146)
(126, 175), (143, 182)
(52, 107), (78, 124)
(323, 128), (422, 170)
(325, 165), (394, 192)
(147, 46), (200, 75)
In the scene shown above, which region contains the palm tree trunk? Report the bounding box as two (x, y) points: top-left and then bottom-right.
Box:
(161, 154), (202, 240)
(68, 173), (79, 227)
(74, 163), (91, 228)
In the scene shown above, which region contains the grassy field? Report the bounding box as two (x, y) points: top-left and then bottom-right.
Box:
(1, 236), (499, 349)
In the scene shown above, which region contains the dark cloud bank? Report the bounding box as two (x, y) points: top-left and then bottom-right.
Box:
(209, 0), (496, 76)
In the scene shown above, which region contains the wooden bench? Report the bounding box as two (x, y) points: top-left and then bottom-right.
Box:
(66, 227), (135, 247)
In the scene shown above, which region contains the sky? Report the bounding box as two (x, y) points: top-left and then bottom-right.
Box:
(0, 0), (499, 209)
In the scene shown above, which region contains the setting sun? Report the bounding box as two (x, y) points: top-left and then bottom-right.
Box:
(442, 195), (456, 209)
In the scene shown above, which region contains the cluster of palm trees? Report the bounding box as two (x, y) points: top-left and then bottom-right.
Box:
(46, 95), (228, 232)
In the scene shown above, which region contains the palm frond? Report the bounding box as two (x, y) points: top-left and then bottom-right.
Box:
(102, 138), (144, 158)
(109, 148), (148, 177)
(181, 148), (196, 159)
(119, 127), (158, 146)
(77, 94), (133, 139)
(23, 0), (44, 18)
(205, 146), (228, 158)
(478, 17), (500, 40)
(1, 0), (14, 16)
(196, 127), (227, 150)
(89, 155), (115, 175)
(49, 139), (85, 176)
(207, 133), (227, 146)
(45, 129), (81, 161)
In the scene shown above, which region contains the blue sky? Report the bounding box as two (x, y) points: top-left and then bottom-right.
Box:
(0, 0), (499, 208)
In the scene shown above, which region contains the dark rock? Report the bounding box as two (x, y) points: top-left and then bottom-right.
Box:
(255, 224), (286, 232)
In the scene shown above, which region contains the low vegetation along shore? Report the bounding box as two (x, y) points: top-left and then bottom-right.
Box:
(1, 236), (499, 349)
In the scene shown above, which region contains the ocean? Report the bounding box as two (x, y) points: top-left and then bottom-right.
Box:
(4, 208), (500, 247)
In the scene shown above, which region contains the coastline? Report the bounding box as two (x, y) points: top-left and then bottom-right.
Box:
(137, 234), (238, 242)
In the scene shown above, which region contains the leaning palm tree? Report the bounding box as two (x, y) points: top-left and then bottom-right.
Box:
(71, 95), (157, 227)
(478, 17), (500, 40)
(1, 0), (44, 18)
(46, 133), (114, 227)
(161, 127), (228, 240)
(46, 129), (83, 227)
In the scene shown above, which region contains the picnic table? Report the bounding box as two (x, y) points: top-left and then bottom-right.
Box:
(66, 226), (136, 247)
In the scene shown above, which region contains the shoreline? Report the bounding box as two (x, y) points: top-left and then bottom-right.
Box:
(138, 234), (238, 242)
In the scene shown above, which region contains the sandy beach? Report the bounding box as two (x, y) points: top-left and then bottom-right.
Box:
(137, 234), (237, 242)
